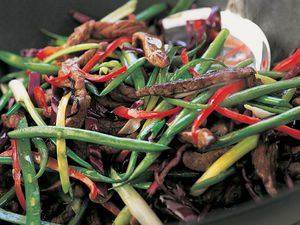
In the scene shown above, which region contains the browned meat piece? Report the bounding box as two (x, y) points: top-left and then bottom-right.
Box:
(95, 95), (131, 108)
(287, 162), (300, 179)
(72, 140), (88, 160)
(58, 59), (91, 128)
(1, 111), (24, 129)
(73, 185), (85, 198)
(108, 83), (139, 103)
(292, 97), (300, 106)
(182, 148), (228, 172)
(92, 20), (147, 39)
(179, 128), (216, 149)
(77, 48), (97, 67)
(66, 20), (96, 46)
(136, 67), (256, 97)
(252, 143), (278, 196)
(132, 32), (169, 68)
(51, 204), (75, 224)
(85, 116), (126, 136)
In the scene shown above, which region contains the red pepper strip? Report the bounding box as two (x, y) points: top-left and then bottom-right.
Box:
(192, 80), (246, 143)
(11, 140), (26, 210)
(44, 73), (71, 87)
(215, 107), (300, 140)
(83, 36), (132, 73)
(36, 46), (63, 61)
(33, 86), (49, 114)
(31, 152), (99, 200)
(0, 149), (12, 157)
(113, 106), (182, 120)
(180, 48), (201, 77)
(272, 48), (300, 72)
(82, 65), (127, 82)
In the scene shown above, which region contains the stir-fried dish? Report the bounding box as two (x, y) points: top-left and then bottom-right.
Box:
(0, 0), (300, 224)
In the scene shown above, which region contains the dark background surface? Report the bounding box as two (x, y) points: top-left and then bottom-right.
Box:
(0, 1), (299, 225)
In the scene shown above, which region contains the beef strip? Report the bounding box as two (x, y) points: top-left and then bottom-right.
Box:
(132, 32), (170, 68)
(66, 20), (147, 47)
(292, 97), (300, 106)
(179, 128), (216, 149)
(77, 48), (98, 67)
(58, 59), (91, 128)
(136, 67), (256, 97)
(92, 20), (147, 39)
(85, 208), (102, 225)
(252, 143), (278, 196)
(51, 204), (75, 224)
(182, 148), (228, 172)
(66, 20), (96, 46)
(287, 162), (300, 179)
(108, 83), (139, 103)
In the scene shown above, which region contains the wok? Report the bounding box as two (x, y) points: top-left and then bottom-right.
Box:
(0, 1), (299, 225)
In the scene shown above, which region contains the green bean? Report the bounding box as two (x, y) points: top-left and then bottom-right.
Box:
(72, 166), (127, 183)
(0, 156), (12, 165)
(67, 198), (89, 225)
(282, 88), (296, 102)
(113, 206), (131, 225)
(169, 0), (195, 15)
(0, 51), (30, 69)
(171, 58), (227, 81)
(44, 43), (104, 63)
(257, 70), (286, 78)
(164, 97), (209, 109)
(32, 138), (48, 179)
(253, 96), (293, 108)
(0, 71), (27, 83)
(194, 29), (230, 74)
(234, 58), (254, 68)
(100, 57), (146, 96)
(136, 3), (167, 21)
(0, 187), (15, 207)
(210, 106), (300, 149)
(122, 43), (145, 90)
(16, 117), (41, 225)
(220, 77), (300, 107)
(247, 102), (287, 114)
(25, 62), (59, 75)
(0, 208), (59, 225)
(190, 167), (236, 191)
(9, 126), (169, 152)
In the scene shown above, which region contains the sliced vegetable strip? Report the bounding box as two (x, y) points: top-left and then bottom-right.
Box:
(8, 126), (169, 152)
(36, 46), (63, 60)
(11, 140), (26, 210)
(192, 80), (245, 142)
(16, 117), (41, 225)
(215, 107), (300, 140)
(113, 105), (181, 119)
(272, 48), (300, 72)
(56, 92), (71, 193)
(83, 36), (132, 73)
(33, 86), (49, 114)
(82, 65), (127, 82)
